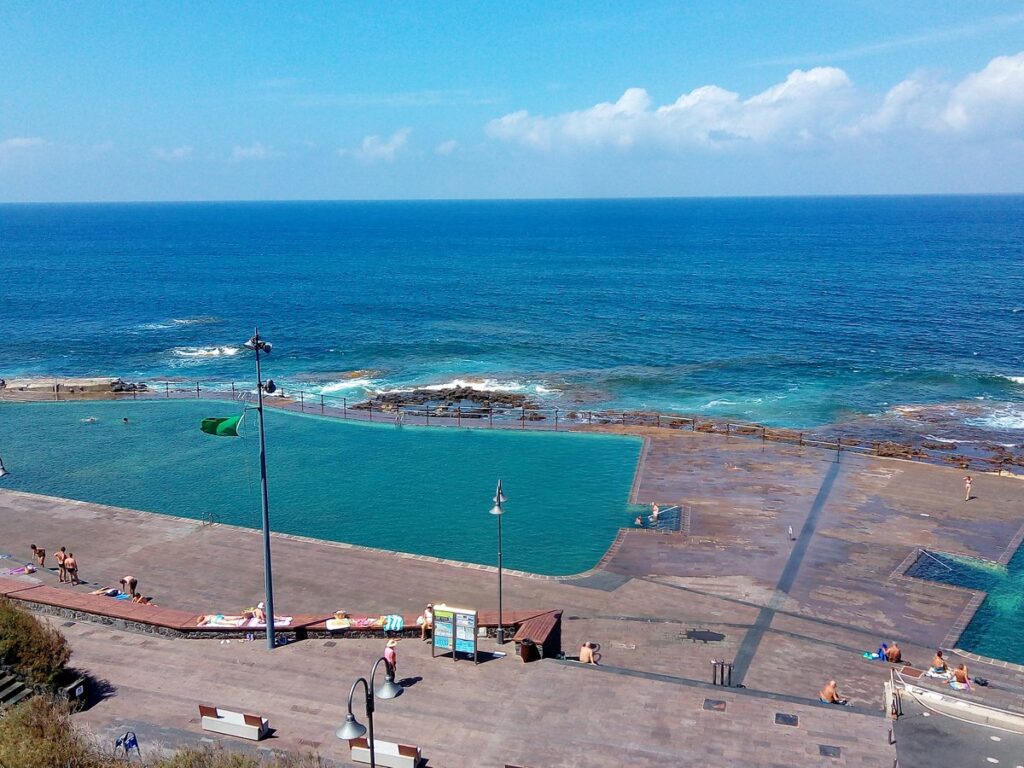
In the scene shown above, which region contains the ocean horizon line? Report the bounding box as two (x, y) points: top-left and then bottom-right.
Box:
(2, 191), (1024, 206)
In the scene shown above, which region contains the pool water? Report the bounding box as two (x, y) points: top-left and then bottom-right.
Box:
(907, 549), (1024, 665)
(0, 401), (641, 576)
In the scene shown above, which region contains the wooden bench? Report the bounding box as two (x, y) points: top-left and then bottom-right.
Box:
(349, 737), (421, 767)
(511, 610), (562, 660)
(198, 704), (269, 741)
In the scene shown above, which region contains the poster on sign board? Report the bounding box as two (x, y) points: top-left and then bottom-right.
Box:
(431, 604), (478, 663)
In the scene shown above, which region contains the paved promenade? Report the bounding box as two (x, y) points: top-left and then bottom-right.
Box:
(2, 427), (1024, 765)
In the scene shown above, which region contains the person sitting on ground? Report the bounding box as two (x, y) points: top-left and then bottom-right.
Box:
(579, 642), (600, 665)
(819, 680), (849, 705)
(928, 649), (952, 678)
(252, 602), (267, 623)
(952, 663), (971, 687)
(419, 603), (434, 641)
(634, 515), (643, 527)
(885, 642), (902, 663)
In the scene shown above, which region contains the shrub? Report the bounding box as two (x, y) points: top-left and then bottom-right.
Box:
(0, 597), (71, 685)
(0, 696), (107, 768)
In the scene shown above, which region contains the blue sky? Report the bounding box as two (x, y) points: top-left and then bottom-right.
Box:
(1, 1), (1023, 201)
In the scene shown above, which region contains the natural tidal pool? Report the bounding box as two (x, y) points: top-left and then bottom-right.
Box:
(906, 548), (1024, 665)
(0, 400), (642, 575)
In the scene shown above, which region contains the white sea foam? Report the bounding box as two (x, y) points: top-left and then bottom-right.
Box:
(171, 346), (240, 358)
(1004, 375), (1024, 386)
(139, 316), (222, 331)
(534, 384), (561, 396)
(316, 378), (376, 394)
(967, 406), (1024, 432)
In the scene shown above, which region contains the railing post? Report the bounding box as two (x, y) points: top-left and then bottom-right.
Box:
(656, 413), (661, 428)
(726, 423), (730, 437)
(521, 405), (525, 428)
(165, 382), (170, 398)
(691, 418), (696, 431)
(231, 382), (235, 398)
(458, 405), (461, 427)
(554, 409), (559, 431)
(320, 394), (324, 414)
(343, 397), (347, 418)
(133, 389), (137, 399)
(426, 405), (429, 425)
(762, 426), (766, 442)
(299, 391), (304, 411)
(588, 411), (592, 425)
(196, 382), (200, 398)
(799, 432), (803, 446)
(369, 402), (373, 421)
(489, 407), (493, 428)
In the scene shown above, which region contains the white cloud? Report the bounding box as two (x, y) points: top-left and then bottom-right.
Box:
(488, 68), (854, 151)
(489, 53), (1024, 152)
(153, 145), (193, 161)
(435, 139), (458, 156)
(942, 52), (1024, 134)
(231, 142), (271, 161)
(0, 137), (45, 155)
(340, 128), (412, 163)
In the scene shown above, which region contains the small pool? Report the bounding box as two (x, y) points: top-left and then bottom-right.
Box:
(0, 400), (641, 575)
(906, 548), (1024, 665)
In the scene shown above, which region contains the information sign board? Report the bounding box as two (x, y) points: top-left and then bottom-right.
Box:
(431, 604), (478, 663)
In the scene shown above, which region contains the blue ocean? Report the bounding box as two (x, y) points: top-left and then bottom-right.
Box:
(2, 197), (1023, 443)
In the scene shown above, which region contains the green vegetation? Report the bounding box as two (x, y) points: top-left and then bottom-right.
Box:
(0, 697), (326, 768)
(0, 597), (71, 685)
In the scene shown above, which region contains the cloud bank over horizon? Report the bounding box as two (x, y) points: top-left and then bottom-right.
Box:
(487, 52), (1024, 154)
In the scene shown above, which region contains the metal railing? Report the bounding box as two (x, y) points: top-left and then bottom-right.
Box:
(6, 378), (1019, 474)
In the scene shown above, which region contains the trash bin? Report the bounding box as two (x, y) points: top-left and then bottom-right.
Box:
(519, 637), (539, 663)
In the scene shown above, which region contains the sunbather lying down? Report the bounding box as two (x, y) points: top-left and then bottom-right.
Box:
(89, 587), (153, 603)
(197, 614), (249, 627)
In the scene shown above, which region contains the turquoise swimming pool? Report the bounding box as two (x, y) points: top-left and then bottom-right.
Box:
(906, 548), (1024, 665)
(0, 400), (641, 575)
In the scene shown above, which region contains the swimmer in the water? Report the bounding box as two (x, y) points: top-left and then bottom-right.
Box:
(122, 417), (129, 424)
(81, 417), (98, 424)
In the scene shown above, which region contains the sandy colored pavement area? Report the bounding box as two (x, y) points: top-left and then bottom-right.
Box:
(3, 426), (1024, 765)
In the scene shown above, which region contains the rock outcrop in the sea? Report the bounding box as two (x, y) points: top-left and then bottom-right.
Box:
(354, 386), (536, 413)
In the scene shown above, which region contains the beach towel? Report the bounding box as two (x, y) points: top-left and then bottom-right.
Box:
(326, 617), (351, 631)
(246, 616), (293, 628)
(349, 616), (381, 629)
(382, 614), (404, 631)
(948, 680), (971, 691)
(3, 565), (35, 575)
(925, 668), (953, 680)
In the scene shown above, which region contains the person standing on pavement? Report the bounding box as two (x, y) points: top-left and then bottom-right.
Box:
(29, 544), (46, 568)
(55, 547), (68, 582)
(384, 638), (399, 677)
(64, 552), (80, 585)
(964, 475), (973, 501)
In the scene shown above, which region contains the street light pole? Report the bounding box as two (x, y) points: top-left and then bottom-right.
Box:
(336, 656), (403, 768)
(489, 480), (507, 644)
(245, 327), (276, 650)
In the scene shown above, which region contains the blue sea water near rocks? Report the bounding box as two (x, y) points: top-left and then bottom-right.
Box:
(2, 196), (1023, 445)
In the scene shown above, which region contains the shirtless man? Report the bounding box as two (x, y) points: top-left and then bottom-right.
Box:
(819, 680), (848, 705)
(885, 642), (902, 663)
(120, 575), (138, 598)
(579, 642), (600, 665)
(64, 552), (80, 585)
(931, 649), (949, 673)
(54, 547), (67, 582)
(29, 544), (45, 567)
(953, 663), (970, 686)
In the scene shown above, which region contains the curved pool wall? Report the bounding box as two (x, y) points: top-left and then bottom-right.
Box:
(0, 400), (642, 576)
(905, 548), (1024, 666)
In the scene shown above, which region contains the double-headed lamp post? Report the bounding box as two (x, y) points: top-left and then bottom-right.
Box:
(244, 327), (277, 650)
(490, 480), (507, 644)
(336, 656), (403, 768)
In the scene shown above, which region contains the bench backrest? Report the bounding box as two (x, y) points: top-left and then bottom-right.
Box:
(349, 737), (420, 757)
(198, 704), (218, 719)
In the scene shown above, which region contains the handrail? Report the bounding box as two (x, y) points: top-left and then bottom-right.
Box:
(1, 378), (1017, 474)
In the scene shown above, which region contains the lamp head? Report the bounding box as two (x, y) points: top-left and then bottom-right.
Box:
(336, 713), (367, 741)
(375, 673), (403, 700)
(493, 479), (507, 505)
(0, 458), (8, 479)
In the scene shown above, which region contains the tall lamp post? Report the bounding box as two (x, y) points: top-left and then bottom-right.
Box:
(489, 480), (507, 644)
(244, 327), (277, 650)
(336, 656), (403, 768)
